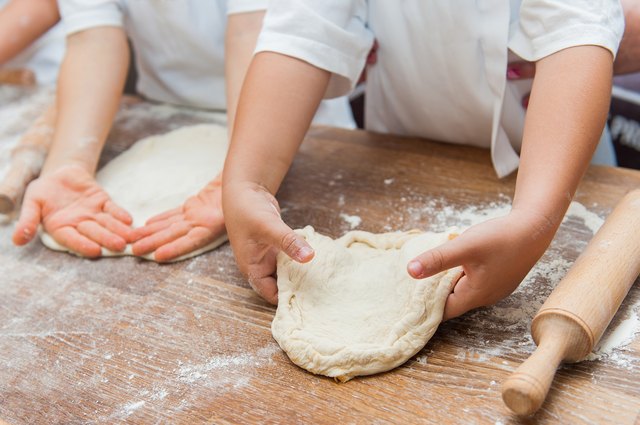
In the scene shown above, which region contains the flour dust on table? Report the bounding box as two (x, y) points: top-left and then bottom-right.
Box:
(272, 226), (462, 382)
(40, 124), (228, 262)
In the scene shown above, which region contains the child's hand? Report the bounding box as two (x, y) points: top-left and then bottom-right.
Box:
(12, 165), (134, 256)
(223, 182), (314, 304)
(407, 209), (557, 320)
(131, 177), (225, 262)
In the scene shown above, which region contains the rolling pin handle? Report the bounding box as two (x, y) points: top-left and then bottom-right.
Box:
(502, 327), (568, 416)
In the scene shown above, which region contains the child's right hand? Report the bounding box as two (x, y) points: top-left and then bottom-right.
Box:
(223, 181), (315, 304)
(12, 165), (135, 256)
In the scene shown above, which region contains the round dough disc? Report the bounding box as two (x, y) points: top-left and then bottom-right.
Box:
(272, 226), (462, 382)
(40, 124), (228, 262)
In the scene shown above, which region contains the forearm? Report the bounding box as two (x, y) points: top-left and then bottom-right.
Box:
(0, 0), (59, 64)
(513, 46), (613, 227)
(614, 0), (640, 75)
(223, 52), (330, 194)
(42, 27), (129, 176)
(224, 10), (265, 133)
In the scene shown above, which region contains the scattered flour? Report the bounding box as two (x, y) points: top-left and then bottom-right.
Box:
(122, 400), (145, 416)
(177, 343), (279, 385)
(340, 213), (362, 229)
(586, 302), (640, 363)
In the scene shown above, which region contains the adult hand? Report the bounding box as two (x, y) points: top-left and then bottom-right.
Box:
(407, 208), (556, 320)
(223, 181), (314, 304)
(12, 165), (134, 256)
(131, 177), (226, 262)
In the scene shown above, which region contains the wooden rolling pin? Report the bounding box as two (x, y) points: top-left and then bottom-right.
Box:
(0, 104), (56, 214)
(501, 189), (640, 416)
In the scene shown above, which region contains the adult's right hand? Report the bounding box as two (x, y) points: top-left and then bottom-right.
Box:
(12, 165), (134, 256)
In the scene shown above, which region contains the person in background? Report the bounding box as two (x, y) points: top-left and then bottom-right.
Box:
(222, 1), (623, 319)
(0, 0), (63, 85)
(506, 0), (640, 166)
(11, 1), (356, 262)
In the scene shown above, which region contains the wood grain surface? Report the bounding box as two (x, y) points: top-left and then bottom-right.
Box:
(0, 92), (639, 424)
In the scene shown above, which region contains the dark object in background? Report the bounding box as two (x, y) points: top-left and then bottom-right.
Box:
(610, 73), (640, 170)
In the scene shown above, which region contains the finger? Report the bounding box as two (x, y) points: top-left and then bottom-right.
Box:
(103, 200), (133, 225)
(154, 226), (222, 262)
(51, 226), (102, 257)
(506, 61), (536, 80)
(130, 221), (191, 256)
(96, 213), (136, 242)
(262, 220), (314, 263)
(442, 275), (484, 320)
(247, 274), (278, 305)
(76, 220), (127, 252)
(130, 215), (182, 241)
(12, 198), (42, 245)
(407, 238), (473, 279)
(145, 207), (182, 225)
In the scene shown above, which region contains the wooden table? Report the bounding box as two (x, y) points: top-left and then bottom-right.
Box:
(0, 97), (639, 424)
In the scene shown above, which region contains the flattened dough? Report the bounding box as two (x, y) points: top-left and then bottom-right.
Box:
(40, 124), (228, 262)
(272, 226), (462, 382)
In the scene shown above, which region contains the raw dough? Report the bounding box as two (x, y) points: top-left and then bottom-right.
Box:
(272, 226), (462, 382)
(40, 124), (228, 262)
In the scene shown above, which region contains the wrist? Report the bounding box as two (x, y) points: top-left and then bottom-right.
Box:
(41, 162), (94, 179)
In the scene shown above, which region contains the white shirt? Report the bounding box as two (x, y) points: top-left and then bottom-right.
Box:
(0, 0), (65, 85)
(257, 0), (624, 176)
(58, 0), (355, 127)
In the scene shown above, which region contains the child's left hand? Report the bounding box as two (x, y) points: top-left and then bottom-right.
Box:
(407, 208), (558, 320)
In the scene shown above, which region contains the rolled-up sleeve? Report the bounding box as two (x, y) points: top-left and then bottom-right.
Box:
(255, 0), (374, 98)
(509, 0), (624, 60)
(58, 0), (124, 35)
(227, 0), (268, 15)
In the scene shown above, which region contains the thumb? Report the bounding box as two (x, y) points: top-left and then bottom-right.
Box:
(407, 237), (470, 279)
(265, 220), (314, 263)
(442, 275), (483, 320)
(12, 198), (42, 245)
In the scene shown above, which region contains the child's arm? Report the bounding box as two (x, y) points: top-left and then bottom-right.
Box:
(129, 10), (267, 262)
(407, 45), (614, 320)
(222, 52), (330, 303)
(12, 26), (134, 256)
(0, 0), (60, 66)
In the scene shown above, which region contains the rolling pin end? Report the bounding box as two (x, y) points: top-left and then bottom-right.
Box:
(502, 373), (546, 416)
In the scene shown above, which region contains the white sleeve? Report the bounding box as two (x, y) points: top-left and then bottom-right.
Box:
(227, 0), (268, 15)
(58, 0), (123, 35)
(255, 0), (374, 98)
(509, 0), (624, 60)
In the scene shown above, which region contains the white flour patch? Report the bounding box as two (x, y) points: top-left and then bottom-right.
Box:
(122, 400), (145, 416)
(177, 343), (279, 386)
(585, 301), (640, 366)
(340, 213), (362, 229)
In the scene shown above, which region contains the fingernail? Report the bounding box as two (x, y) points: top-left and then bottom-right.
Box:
(408, 261), (423, 278)
(506, 67), (521, 80)
(23, 228), (31, 236)
(296, 246), (314, 261)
